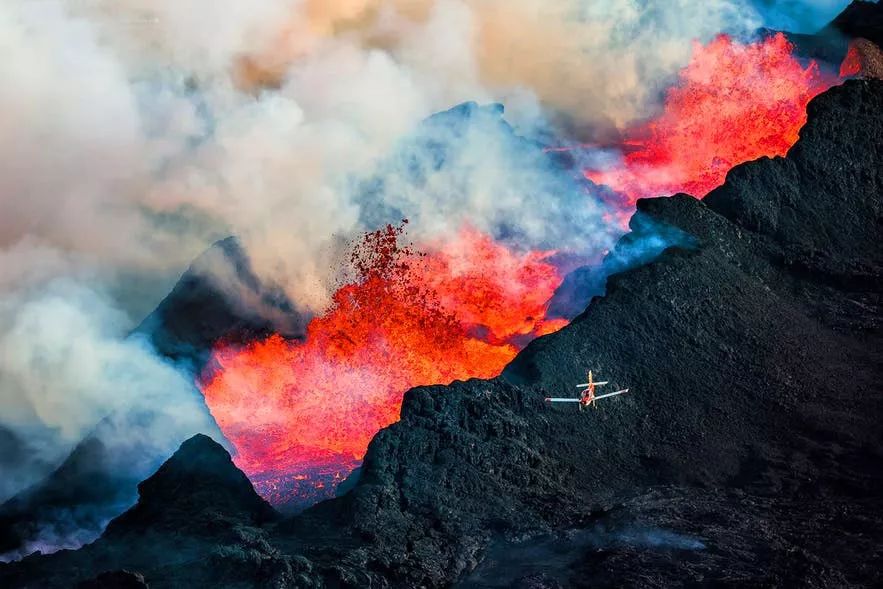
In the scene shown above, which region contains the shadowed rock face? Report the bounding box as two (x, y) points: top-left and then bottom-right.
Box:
(105, 434), (277, 537)
(773, 0), (883, 66)
(77, 570), (148, 589)
(1, 77), (882, 589)
(135, 236), (305, 373)
(830, 1), (883, 50)
(704, 77), (883, 267)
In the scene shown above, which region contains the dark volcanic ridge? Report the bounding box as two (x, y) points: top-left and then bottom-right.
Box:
(104, 434), (277, 537)
(135, 235), (306, 372)
(2, 77), (881, 588)
(0, 237), (305, 560)
(772, 0), (883, 68)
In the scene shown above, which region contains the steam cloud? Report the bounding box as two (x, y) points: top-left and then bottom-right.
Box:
(0, 0), (845, 557)
(0, 245), (218, 497)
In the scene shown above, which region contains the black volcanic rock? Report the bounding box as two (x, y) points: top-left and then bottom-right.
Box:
(704, 77), (883, 268)
(320, 80), (883, 586)
(2, 80), (882, 588)
(106, 434), (277, 536)
(773, 0), (883, 67)
(829, 1), (883, 50)
(0, 435), (283, 588)
(135, 236), (304, 372)
(77, 570), (148, 589)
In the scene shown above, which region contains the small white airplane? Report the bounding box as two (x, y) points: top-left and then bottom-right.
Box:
(545, 370), (629, 410)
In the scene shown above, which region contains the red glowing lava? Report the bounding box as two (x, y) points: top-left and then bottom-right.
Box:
(840, 42), (864, 78)
(585, 33), (838, 203)
(199, 224), (565, 507)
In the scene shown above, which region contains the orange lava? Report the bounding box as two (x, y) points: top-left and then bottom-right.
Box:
(585, 33), (838, 203)
(199, 224), (565, 507)
(840, 42), (864, 78)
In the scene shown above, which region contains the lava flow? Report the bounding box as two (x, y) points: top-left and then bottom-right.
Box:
(585, 33), (839, 203)
(200, 224), (566, 508)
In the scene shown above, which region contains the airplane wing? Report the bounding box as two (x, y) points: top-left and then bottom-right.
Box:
(592, 389), (629, 400)
(545, 389), (629, 403)
(576, 381), (608, 388)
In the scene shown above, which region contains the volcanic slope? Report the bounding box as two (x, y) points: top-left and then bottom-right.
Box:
(290, 77), (882, 585)
(0, 435), (282, 588)
(2, 79), (882, 588)
(300, 78), (883, 587)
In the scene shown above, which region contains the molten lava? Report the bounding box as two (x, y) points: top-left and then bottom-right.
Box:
(200, 224), (565, 507)
(840, 42), (864, 78)
(585, 33), (838, 203)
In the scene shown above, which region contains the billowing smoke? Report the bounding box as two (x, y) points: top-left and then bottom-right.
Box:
(0, 244), (219, 559)
(0, 0), (837, 558)
(0, 273), (216, 501)
(1, 0), (771, 311)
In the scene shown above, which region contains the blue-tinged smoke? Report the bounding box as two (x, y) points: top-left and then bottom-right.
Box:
(749, 0), (852, 33)
(613, 527), (707, 550)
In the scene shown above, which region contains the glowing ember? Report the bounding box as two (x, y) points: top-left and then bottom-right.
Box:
(840, 42), (864, 78)
(199, 224), (564, 507)
(585, 33), (838, 203)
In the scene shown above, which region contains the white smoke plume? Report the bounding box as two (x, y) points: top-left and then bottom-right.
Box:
(0, 244), (217, 501)
(0, 0), (769, 310)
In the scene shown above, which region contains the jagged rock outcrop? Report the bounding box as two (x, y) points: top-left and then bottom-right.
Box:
(105, 434), (277, 536)
(772, 0), (883, 72)
(830, 1), (883, 50)
(135, 236), (304, 372)
(0, 435), (286, 588)
(0, 237), (304, 558)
